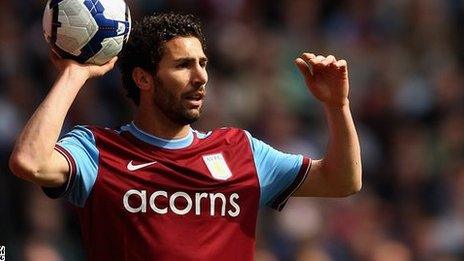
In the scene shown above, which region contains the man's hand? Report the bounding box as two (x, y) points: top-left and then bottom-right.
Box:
(295, 53), (349, 108)
(50, 51), (118, 81)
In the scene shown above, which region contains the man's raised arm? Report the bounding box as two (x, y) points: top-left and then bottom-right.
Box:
(293, 53), (362, 197)
(9, 53), (117, 187)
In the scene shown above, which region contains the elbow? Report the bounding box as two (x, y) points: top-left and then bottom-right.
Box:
(354, 180), (362, 193)
(8, 153), (23, 178)
(9, 152), (40, 181)
(340, 170), (362, 197)
(336, 182), (362, 198)
(343, 180), (362, 197)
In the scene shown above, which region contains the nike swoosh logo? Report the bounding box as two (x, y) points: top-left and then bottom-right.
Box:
(127, 160), (157, 171)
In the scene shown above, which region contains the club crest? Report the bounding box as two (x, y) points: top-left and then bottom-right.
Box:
(202, 153), (232, 180)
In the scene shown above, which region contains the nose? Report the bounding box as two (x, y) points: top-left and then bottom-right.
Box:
(192, 64), (208, 88)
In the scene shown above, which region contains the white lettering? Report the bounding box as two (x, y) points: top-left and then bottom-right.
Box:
(170, 192), (192, 215)
(209, 193), (227, 216)
(149, 191), (168, 214)
(0, 245), (5, 261)
(195, 192), (208, 215)
(122, 190), (241, 217)
(123, 189), (146, 213)
(228, 193), (240, 217)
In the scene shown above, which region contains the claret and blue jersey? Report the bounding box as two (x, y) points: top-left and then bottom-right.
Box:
(44, 122), (311, 260)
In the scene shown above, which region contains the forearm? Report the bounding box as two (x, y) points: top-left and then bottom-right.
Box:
(321, 103), (362, 195)
(10, 68), (86, 175)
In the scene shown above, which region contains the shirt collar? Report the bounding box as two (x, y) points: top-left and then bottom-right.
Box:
(121, 122), (194, 149)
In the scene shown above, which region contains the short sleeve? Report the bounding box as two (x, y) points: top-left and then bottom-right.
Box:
(245, 131), (311, 211)
(42, 125), (99, 207)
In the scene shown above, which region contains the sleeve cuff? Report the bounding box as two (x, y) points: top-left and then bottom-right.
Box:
(269, 157), (311, 211)
(42, 144), (77, 199)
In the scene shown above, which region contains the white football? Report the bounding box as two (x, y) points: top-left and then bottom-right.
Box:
(43, 0), (131, 65)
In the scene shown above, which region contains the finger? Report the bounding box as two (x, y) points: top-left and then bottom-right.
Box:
(312, 55), (325, 64)
(335, 59), (347, 70)
(301, 53), (321, 63)
(101, 57), (118, 71)
(299, 53), (317, 67)
(105, 56), (118, 65)
(305, 55), (325, 71)
(110, 56), (118, 63)
(295, 58), (314, 79)
(321, 55), (336, 66)
(301, 53), (316, 61)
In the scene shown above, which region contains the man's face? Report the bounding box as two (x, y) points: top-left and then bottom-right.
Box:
(153, 36), (208, 125)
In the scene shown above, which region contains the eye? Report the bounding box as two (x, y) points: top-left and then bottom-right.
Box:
(176, 62), (189, 69)
(200, 60), (208, 68)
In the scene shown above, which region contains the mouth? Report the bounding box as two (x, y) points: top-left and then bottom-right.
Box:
(184, 92), (205, 107)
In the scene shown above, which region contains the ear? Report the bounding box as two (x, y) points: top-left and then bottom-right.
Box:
(132, 67), (153, 91)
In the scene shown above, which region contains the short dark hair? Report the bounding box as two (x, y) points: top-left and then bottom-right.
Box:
(118, 13), (206, 105)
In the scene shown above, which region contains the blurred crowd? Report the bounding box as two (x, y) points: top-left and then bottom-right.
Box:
(1, 0), (464, 260)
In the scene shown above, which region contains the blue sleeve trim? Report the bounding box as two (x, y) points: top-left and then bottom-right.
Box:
(43, 126), (99, 207)
(245, 131), (308, 209)
(270, 157), (311, 211)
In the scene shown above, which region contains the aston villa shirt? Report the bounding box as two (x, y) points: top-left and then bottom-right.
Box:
(44, 122), (311, 260)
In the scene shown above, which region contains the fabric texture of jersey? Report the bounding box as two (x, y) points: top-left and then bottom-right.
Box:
(44, 123), (311, 260)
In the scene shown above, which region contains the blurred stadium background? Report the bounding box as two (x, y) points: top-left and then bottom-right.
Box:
(1, 0), (464, 260)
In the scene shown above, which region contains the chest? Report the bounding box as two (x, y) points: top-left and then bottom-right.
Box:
(90, 136), (259, 217)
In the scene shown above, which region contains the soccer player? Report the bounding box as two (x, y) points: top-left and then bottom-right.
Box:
(9, 13), (361, 260)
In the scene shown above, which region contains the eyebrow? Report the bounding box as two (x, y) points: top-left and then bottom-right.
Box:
(174, 57), (208, 63)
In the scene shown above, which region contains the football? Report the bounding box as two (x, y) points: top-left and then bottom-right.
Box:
(43, 0), (131, 65)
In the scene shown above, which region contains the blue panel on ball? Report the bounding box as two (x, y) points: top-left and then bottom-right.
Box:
(94, 0), (105, 13)
(72, 0), (130, 63)
(83, 0), (96, 16)
(94, 13), (118, 28)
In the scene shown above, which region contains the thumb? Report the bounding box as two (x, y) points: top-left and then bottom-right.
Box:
(90, 57), (118, 77)
(295, 58), (315, 85)
(102, 57), (118, 71)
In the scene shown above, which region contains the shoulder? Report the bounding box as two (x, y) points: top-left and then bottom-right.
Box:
(194, 127), (249, 143)
(82, 125), (119, 134)
(214, 127), (247, 138)
(60, 125), (128, 148)
(78, 125), (125, 140)
(63, 124), (110, 136)
(191, 127), (252, 149)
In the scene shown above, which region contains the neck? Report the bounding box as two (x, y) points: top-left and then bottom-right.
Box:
(133, 104), (191, 140)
